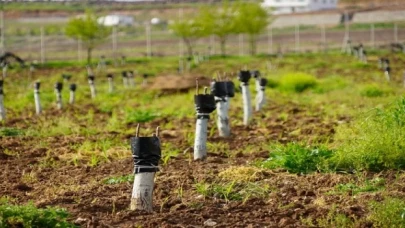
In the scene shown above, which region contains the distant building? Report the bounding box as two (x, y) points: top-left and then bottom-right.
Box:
(262, 0), (339, 15)
(97, 15), (134, 26)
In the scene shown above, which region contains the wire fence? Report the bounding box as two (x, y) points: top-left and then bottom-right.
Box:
(2, 24), (405, 62)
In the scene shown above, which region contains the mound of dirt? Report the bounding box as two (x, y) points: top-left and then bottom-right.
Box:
(149, 74), (212, 93)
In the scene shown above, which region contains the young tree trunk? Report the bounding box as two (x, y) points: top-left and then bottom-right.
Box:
(87, 47), (93, 64)
(183, 38), (193, 57)
(249, 35), (257, 56)
(220, 37), (227, 57)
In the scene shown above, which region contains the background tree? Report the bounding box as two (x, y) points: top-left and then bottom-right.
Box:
(200, 2), (238, 56)
(169, 16), (205, 57)
(235, 2), (270, 55)
(65, 10), (110, 64)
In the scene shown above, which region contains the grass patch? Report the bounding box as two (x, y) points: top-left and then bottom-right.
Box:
(103, 174), (134, 185)
(329, 177), (385, 195)
(279, 72), (317, 93)
(260, 143), (333, 174)
(332, 98), (405, 171)
(368, 197), (405, 228)
(360, 84), (392, 98)
(0, 128), (24, 137)
(0, 199), (75, 228)
(125, 109), (159, 124)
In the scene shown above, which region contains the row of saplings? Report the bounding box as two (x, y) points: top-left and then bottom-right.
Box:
(0, 66), (150, 121)
(132, 70), (267, 212)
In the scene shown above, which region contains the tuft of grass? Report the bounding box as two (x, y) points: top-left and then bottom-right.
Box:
(0, 199), (75, 228)
(260, 143), (333, 174)
(125, 109), (159, 124)
(360, 84), (392, 98)
(0, 128), (24, 137)
(279, 72), (317, 93)
(103, 174), (134, 185)
(329, 177), (385, 195)
(368, 198), (405, 228)
(218, 166), (264, 183)
(314, 76), (348, 94)
(314, 205), (355, 228)
(332, 98), (405, 171)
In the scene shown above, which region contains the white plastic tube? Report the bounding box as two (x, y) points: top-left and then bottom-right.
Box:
(34, 88), (41, 115)
(385, 71), (390, 81)
(216, 98), (230, 137)
(123, 77), (128, 88)
(2, 65), (7, 78)
(89, 81), (96, 99)
(130, 172), (155, 212)
(241, 84), (252, 126)
(0, 94), (5, 121)
(55, 91), (62, 109)
(256, 86), (266, 111)
(108, 77), (114, 93)
(194, 116), (208, 160)
(69, 91), (75, 105)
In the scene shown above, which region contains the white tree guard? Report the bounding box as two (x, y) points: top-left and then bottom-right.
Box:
(2, 65), (7, 78)
(123, 77), (128, 88)
(89, 83), (96, 99)
(216, 99), (230, 137)
(0, 94), (5, 121)
(56, 91), (62, 109)
(194, 117), (208, 160)
(256, 87), (266, 112)
(385, 71), (390, 81)
(108, 78), (114, 93)
(241, 85), (252, 126)
(131, 172), (155, 212)
(69, 91), (75, 105)
(34, 89), (42, 114)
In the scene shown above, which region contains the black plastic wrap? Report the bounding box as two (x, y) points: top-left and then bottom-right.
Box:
(251, 70), (261, 79)
(238, 70), (251, 83)
(194, 94), (216, 114)
(386, 67), (391, 73)
(122, 71), (127, 78)
(70, 84), (77, 92)
(34, 81), (40, 90)
(55, 82), (63, 92)
(143, 74), (148, 79)
(88, 75), (95, 82)
(210, 81), (227, 98)
(107, 73), (113, 79)
(226, 81), (235, 97)
(259, 78), (268, 87)
(131, 136), (161, 173)
(62, 74), (71, 80)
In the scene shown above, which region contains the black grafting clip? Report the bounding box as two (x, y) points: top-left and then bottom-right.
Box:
(238, 70), (251, 84)
(62, 74), (72, 81)
(210, 81), (228, 98)
(259, 78), (268, 87)
(88, 75), (95, 82)
(131, 126), (161, 174)
(34, 81), (40, 91)
(226, 81), (235, 98)
(194, 94), (216, 114)
(251, 70), (261, 79)
(107, 73), (113, 79)
(122, 71), (128, 78)
(55, 82), (63, 92)
(70, 84), (77, 92)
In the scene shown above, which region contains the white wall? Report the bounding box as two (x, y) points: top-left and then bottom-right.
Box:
(263, 0), (338, 14)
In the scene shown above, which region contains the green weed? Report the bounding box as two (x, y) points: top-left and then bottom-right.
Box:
(329, 178), (385, 195)
(0, 200), (75, 228)
(368, 198), (405, 228)
(315, 205), (355, 228)
(125, 109), (159, 124)
(260, 143), (333, 174)
(0, 128), (24, 137)
(360, 84), (392, 98)
(279, 72), (317, 93)
(332, 98), (405, 171)
(103, 174), (134, 185)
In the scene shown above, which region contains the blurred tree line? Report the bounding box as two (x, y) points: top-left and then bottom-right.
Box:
(170, 1), (271, 56)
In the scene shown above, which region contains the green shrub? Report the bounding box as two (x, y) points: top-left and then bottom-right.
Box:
(332, 98), (405, 171)
(265, 78), (279, 89)
(314, 76), (348, 94)
(0, 128), (24, 137)
(260, 143), (333, 174)
(279, 72), (317, 93)
(125, 109), (159, 123)
(0, 201), (75, 227)
(360, 84), (391, 97)
(368, 198), (405, 228)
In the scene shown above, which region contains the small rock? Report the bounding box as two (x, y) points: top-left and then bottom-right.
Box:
(74, 217), (87, 225)
(204, 219), (217, 227)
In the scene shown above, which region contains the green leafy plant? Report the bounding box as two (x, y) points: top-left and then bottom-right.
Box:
(330, 178), (385, 195)
(0, 200), (75, 228)
(368, 198), (405, 228)
(103, 174), (134, 185)
(0, 128), (24, 137)
(360, 84), (391, 97)
(279, 72), (318, 93)
(332, 98), (405, 171)
(315, 205), (355, 228)
(260, 143), (333, 174)
(125, 110), (159, 124)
